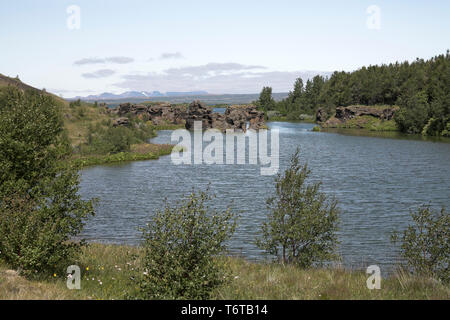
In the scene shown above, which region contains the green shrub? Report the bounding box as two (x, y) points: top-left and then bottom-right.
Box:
(80, 120), (156, 156)
(422, 116), (450, 137)
(69, 99), (81, 108)
(395, 91), (430, 134)
(0, 87), (95, 277)
(104, 126), (133, 153)
(312, 125), (321, 132)
(256, 148), (340, 267)
(442, 122), (450, 137)
(134, 189), (237, 300)
(391, 205), (449, 282)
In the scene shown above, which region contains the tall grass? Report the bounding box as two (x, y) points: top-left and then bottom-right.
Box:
(1, 244), (448, 300)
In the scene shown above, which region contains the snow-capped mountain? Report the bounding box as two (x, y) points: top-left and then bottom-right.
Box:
(71, 90), (208, 101)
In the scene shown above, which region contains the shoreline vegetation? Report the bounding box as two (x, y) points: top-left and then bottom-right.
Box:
(71, 144), (174, 168)
(2, 68), (449, 172)
(0, 243), (448, 300)
(1, 51), (449, 301)
(255, 51), (449, 138)
(62, 99), (184, 168)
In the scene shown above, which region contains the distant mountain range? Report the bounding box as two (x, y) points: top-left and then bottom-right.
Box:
(71, 90), (209, 101)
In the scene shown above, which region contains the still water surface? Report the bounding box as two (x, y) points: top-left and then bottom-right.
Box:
(80, 122), (450, 271)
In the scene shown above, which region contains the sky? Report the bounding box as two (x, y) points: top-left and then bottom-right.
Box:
(0, 0), (449, 97)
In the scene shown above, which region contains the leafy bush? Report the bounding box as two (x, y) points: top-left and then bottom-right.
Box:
(0, 87), (95, 277)
(69, 99), (81, 108)
(134, 189), (237, 299)
(442, 122), (450, 137)
(73, 149), (173, 168)
(81, 120), (155, 155)
(256, 148), (340, 267)
(422, 116), (450, 136)
(391, 205), (449, 282)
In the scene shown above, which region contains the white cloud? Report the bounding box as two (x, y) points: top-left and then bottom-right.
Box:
(74, 56), (134, 66)
(74, 58), (105, 65)
(114, 63), (330, 93)
(159, 52), (184, 60)
(105, 57), (134, 64)
(82, 69), (116, 79)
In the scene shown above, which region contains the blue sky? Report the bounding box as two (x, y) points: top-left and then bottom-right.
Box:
(0, 0), (449, 97)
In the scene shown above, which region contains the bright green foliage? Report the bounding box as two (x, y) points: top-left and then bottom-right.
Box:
(88, 125), (134, 154)
(135, 190), (237, 300)
(256, 148), (340, 267)
(272, 75), (327, 120)
(72, 148), (173, 168)
(391, 206), (449, 283)
(0, 87), (95, 276)
(260, 51), (449, 135)
(81, 120), (155, 155)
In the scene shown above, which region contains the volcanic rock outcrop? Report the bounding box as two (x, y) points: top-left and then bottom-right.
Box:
(316, 108), (328, 123)
(319, 105), (399, 127)
(185, 100), (266, 131)
(109, 103), (187, 126)
(109, 100), (266, 131)
(112, 117), (130, 127)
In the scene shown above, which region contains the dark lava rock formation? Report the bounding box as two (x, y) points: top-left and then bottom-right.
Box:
(110, 100), (266, 131)
(185, 100), (266, 131)
(318, 105), (399, 127)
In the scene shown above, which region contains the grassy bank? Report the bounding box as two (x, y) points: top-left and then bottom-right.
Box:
(268, 117), (316, 123)
(71, 143), (174, 168)
(0, 243), (448, 300)
(267, 113), (316, 123)
(151, 123), (186, 131)
(325, 115), (399, 132)
(61, 100), (182, 167)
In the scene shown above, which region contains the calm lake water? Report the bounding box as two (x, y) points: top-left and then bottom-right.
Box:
(79, 122), (450, 272)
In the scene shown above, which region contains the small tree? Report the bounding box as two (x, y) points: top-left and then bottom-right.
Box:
(257, 86), (276, 112)
(0, 87), (95, 276)
(391, 205), (449, 282)
(256, 148), (340, 267)
(289, 77), (304, 106)
(136, 189), (237, 300)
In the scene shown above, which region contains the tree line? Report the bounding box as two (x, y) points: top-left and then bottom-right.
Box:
(256, 51), (449, 136)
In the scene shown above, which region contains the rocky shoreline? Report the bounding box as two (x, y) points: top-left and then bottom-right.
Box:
(317, 105), (399, 129)
(108, 100), (266, 131)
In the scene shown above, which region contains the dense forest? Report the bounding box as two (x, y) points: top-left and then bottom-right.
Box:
(256, 51), (449, 136)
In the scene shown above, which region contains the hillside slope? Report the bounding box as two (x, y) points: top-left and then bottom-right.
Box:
(0, 73), (68, 105)
(0, 74), (174, 165)
(0, 73), (39, 92)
